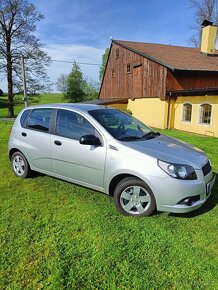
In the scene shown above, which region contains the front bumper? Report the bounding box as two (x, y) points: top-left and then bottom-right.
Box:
(153, 171), (216, 214)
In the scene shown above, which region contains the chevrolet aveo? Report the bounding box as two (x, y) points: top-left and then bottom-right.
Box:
(8, 104), (216, 217)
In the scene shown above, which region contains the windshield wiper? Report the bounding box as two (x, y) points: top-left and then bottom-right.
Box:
(142, 131), (161, 139)
(119, 136), (142, 141)
(119, 132), (160, 141)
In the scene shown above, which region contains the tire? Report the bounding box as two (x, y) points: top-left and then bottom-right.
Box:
(114, 177), (156, 217)
(11, 151), (31, 178)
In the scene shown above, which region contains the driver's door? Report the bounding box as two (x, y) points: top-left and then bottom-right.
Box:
(50, 109), (106, 189)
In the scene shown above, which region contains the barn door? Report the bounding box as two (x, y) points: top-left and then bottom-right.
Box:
(133, 64), (143, 98)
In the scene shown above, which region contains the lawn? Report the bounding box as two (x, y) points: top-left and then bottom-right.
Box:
(0, 96), (218, 289)
(0, 93), (64, 118)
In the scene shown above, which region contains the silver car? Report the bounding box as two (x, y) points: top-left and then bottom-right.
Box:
(8, 103), (215, 217)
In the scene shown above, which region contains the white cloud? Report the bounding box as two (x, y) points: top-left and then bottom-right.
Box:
(44, 44), (104, 91)
(0, 44), (104, 93)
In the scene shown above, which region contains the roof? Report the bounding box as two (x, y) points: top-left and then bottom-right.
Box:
(82, 98), (128, 105)
(24, 103), (107, 112)
(113, 40), (218, 72)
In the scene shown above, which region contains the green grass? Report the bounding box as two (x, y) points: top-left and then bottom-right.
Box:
(0, 93), (64, 118)
(0, 121), (218, 289)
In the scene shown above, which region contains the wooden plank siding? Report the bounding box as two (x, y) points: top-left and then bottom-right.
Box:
(99, 43), (167, 100)
(167, 71), (218, 92)
(99, 41), (218, 101)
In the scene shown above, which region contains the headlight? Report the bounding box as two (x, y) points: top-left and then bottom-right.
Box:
(158, 160), (197, 180)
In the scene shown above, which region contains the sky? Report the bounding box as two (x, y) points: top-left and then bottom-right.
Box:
(1, 0), (197, 92)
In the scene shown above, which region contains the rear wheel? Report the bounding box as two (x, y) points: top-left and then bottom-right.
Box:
(11, 151), (31, 178)
(114, 177), (156, 217)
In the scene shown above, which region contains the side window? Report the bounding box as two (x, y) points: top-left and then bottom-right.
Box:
(199, 104), (212, 125)
(20, 109), (31, 127)
(182, 103), (192, 122)
(126, 63), (131, 73)
(56, 110), (96, 140)
(27, 109), (53, 132)
(115, 48), (120, 59)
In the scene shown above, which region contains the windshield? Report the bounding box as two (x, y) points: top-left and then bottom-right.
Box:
(89, 109), (160, 141)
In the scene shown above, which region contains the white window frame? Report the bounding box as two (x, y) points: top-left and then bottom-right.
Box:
(198, 103), (212, 126)
(182, 103), (192, 123)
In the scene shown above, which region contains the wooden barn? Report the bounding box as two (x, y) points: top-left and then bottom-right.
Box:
(99, 24), (218, 137)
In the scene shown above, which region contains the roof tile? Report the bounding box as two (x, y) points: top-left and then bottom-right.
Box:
(114, 40), (218, 72)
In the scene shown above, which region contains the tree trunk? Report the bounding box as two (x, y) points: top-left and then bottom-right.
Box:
(6, 34), (14, 118)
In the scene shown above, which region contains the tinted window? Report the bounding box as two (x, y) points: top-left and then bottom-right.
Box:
(20, 109), (31, 127)
(56, 109), (96, 140)
(27, 109), (53, 132)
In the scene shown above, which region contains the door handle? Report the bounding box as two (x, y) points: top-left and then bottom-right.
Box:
(21, 132), (27, 137)
(54, 140), (62, 146)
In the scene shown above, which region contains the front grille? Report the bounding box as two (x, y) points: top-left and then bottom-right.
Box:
(202, 161), (211, 176)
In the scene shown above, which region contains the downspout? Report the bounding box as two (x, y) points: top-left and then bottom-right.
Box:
(166, 93), (171, 129)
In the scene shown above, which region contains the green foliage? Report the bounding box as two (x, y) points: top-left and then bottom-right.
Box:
(0, 0), (51, 117)
(83, 80), (99, 101)
(1, 123), (218, 289)
(99, 48), (109, 83)
(0, 93), (64, 117)
(64, 62), (99, 103)
(64, 62), (85, 102)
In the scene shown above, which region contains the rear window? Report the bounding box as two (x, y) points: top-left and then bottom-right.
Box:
(20, 109), (31, 127)
(27, 109), (53, 132)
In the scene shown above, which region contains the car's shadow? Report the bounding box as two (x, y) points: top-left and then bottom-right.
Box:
(29, 171), (218, 218)
(169, 172), (218, 218)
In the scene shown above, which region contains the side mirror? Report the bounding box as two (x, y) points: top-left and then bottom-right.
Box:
(79, 134), (101, 146)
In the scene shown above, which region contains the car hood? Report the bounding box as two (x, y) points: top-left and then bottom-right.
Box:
(121, 134), (208, 169)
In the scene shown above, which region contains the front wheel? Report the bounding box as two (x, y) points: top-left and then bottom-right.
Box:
(11, 151), (31, 178)
(114, 177), (156, 217)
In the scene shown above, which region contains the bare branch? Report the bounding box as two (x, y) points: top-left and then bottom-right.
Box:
(0, 0), (51, 116)
(188, 0), (218, 47)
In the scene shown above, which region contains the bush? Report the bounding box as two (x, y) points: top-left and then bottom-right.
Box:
(0, 89), (3, 96)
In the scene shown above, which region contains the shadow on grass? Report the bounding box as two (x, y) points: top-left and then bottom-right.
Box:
(169, 172), (218, 218)
(18, 170), (218, 219)
(0, 96), (9, 109)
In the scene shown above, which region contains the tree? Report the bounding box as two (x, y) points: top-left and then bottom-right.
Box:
(65, 62), (86, 103)
(64, 62), (99, 103)
(56, 73), (68, 94)
(83, 79), (99, 101)
(99, 47), (109, 83)
(189, 0), (218, 47)
(0, 0), (51, 117)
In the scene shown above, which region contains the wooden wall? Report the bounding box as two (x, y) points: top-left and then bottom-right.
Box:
(99, 42), (218, 101)
(167, 71), (218, 92)
(99, 43), (167, 100)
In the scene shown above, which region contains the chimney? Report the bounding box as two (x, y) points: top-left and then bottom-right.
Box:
(201, 20), (218, 55)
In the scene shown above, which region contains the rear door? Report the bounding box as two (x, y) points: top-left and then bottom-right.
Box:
(50, 109), (106, 189)
(21, 108), (53, 172)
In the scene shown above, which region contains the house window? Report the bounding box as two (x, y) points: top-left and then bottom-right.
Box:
(111, 68), (115, 78)
(126, 63), (131, 73)
(199, 104), (212, 124)
(115, 48), (120, 59)
(182, 103), (192, 122)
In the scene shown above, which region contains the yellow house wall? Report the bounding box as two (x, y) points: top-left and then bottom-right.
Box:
(127, 98), (168, 129)
(108, 103), (127, 110)
(173, 96), (218, 137)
